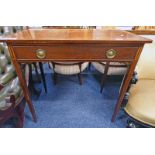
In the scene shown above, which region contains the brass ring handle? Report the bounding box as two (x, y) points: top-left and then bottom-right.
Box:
(106, 49), (117, 59)
(36, 49), (46, 59)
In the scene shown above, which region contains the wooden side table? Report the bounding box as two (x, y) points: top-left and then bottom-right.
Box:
(0, 29), (152, 122)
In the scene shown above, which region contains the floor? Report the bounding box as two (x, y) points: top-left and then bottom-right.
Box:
(3, 64), (128, 128)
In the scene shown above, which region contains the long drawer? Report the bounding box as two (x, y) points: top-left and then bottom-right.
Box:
(12, 45), (138, 62)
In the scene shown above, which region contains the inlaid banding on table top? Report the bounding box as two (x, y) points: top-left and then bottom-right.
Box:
(0, 29), (152, 44)
(12, 46), (138, 61)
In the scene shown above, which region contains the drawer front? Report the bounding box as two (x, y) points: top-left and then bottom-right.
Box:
(12, 45), (138, 61)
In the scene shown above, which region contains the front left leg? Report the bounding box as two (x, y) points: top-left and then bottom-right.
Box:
(8, 45), (37, 122)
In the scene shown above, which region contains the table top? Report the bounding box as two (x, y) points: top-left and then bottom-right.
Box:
(0, 29), (152, 44)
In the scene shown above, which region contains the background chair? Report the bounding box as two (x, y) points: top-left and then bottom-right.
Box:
(0, 43), (29, 127)
(92, 62), (127, 92)
(92, 26), (128, 93)
(124, 36), (155, 127)
(49, 62), (89, 85)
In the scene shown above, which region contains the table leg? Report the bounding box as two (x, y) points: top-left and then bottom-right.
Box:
(118, 63), (131, 95)
(111, 47), (144, 122)
(8, 46), (37, 122)
(15, 62), (37, 122)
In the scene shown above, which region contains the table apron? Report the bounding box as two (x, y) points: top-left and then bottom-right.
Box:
(12, 45), (138, 62)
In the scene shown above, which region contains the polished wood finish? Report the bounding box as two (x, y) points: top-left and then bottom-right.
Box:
(0, 29), (152, 122)
(0, 29), (151, 44)
(8, 45), (37, 122)
(12, 46), (138, 62)
(111, 47), (144, 122)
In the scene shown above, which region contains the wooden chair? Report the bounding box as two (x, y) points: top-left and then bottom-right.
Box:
(0, 43), (29, 127)
(49, 62), (89, 85)
(92, 26), (128, 93)
(92, 62), (128, 92)
(124, 37), (155, 127)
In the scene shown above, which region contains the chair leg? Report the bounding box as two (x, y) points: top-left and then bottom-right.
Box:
(88, 62), (91, 71)
(77, 63), (83, 85)
(53, 72), (58, 85)
(78, 73), (83, 85)
(28, 64), (41, 96)
(15, 103), (25, 128)
(100, 62), (110, 93)
(33, 62), (41, 83)
(48, 62), (51, 69)
(39, 62), (47, 93)
(100, 74), (107, 93)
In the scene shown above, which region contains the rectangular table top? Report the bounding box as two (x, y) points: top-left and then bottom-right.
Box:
(0, 29), (152, 44)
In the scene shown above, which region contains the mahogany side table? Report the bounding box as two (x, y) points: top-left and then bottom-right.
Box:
(0, 29), (152, 122)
